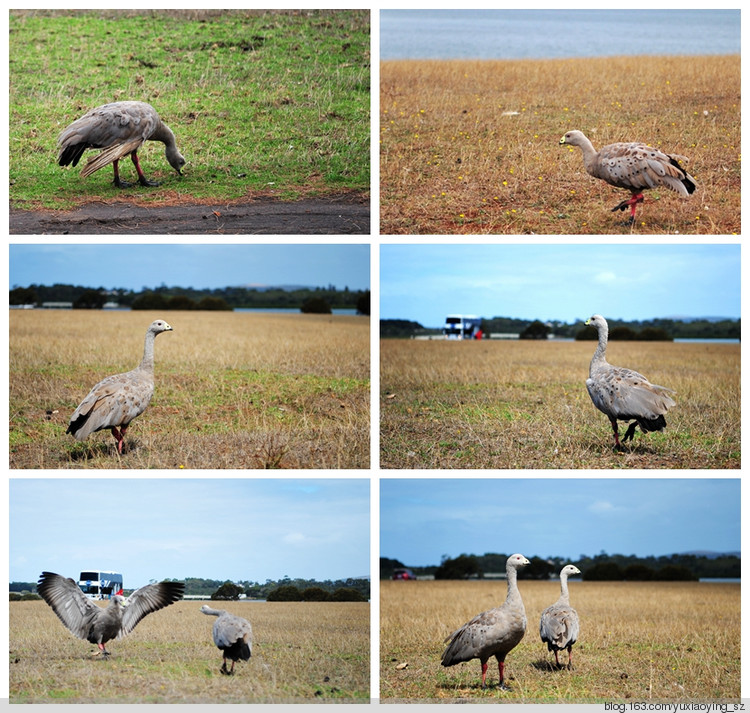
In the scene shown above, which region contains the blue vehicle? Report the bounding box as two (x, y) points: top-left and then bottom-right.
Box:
(444, 314), (483, 340)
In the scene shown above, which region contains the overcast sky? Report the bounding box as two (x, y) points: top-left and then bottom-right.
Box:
(9, 479), (369, 587)
(9, 244), (370, 292)
(380, 244), (740, 327)
(381, 479), (740, 566)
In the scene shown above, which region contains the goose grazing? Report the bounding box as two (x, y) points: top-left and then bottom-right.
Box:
(560, 130), (697, 223)
(539, 565), (581, 669)
(200, 605), (253, 675)
(66, 319), (173, 454)
(37, 571), (184, 657)
(585, 314), (676, 450)
(58, 101), (185, 188)
(441, 553), (530, 690)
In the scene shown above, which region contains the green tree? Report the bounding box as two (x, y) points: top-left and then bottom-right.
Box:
(267, 585), (302, 601)
(519, 320), (549, 340)
(356, 290), (370, 315)
(132, 292), (169, 310)
(330, 587), (367, 602)
(196, 296), (231, 311)
(301, 296), (332, 314)
(73, 289), (106, 309)
(434, 554), (482, 580)
(9, 286), (37, 305)
(302, 586), (331, 601)
(211, 581), (244, 600)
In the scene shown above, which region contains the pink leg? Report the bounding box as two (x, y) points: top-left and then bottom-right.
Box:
(498, 660), (507, 689)
(112, 159), (133, 188)
(554, 650), (560, 667)
(480, 661), (488, 688)
(609, 417), (623, 451)
(131, 151), (160, 187)
(567, 646), (573, 669)
(111, 427), (124, 454)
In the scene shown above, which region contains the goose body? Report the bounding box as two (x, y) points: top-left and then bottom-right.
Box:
(37, 571), (184, 656)
(58, 101), (185, 188)
(560, 130), (696, 222)
(585, 314), (676, 450)
(539, 565), (581, 668)
(66, 319), (173, 453)
(200, 605), (253, 675)
(441, 553), (530, 690)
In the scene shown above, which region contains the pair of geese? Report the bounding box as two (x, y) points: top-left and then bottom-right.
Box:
(37, 572), (251, 676)
(58, 102), (697, 224)
(442, 555), (580, 690)
(66, 315), (675, 454)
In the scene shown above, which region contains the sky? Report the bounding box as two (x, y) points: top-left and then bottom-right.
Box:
(380, 244), (740, 327)
(9, 244), (370, 292)
(9, 479), (370, 587)
(381, 479), (740, 566)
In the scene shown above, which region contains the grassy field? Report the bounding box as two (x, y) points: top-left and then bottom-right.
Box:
(9, 310), (370, 469)
(380, 579), (740, 701)
(380, 339), (739, 469)
(10, 9), (370, 209)
(10, 599), (369, 703)
(380, 55), (740, 234)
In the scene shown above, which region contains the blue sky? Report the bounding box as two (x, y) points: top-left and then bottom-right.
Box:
(9, 479), (370, 587)
(380, 244), (740, 327)
(9, 244), (370, 292)
(381, 479), (740, 566)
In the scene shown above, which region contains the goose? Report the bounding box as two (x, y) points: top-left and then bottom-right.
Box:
(58, 101), (185, 188)
(200, 605), (253, 675)
(585, 314), (676, 450)
(539, 565), (581, 669)
(37, 571), (184, 656)
(66, 319), (173, 454)
(560, 130), (697, 223)
(441, 553), (530, 690)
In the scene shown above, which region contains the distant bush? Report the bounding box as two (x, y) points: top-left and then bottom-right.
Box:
(302, 586), (331, 602)
(609, 326), (636, 340)
(267, 585), (302, 601)
(73, 289), (106, 309)
(301, 296), (332, 314)
(655, 565), (697, 581)
(10, 592), (41, 601)
(519, 320), (549, 340)
(196, 296), (231, 311)
(132, 292), (169, 310)
(211, 582), (244, 600)
(167, 295), (195, 310)
(624, 564), (654, 581)
(356, 290), (370, 316)
(583, 562), (624, 581)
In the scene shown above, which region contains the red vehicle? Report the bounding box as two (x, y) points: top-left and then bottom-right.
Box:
(392, 568), (416, 580)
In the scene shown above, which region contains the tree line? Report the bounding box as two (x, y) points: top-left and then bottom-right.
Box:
(381, 316), (739, 340)
(10, 575), (370, 601)
(381, 550), (739, 582)
(9, 283), (371, 315)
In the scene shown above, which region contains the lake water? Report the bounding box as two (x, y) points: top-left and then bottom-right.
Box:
(380, 10), (740, 60)
(234, 308), (359, 316)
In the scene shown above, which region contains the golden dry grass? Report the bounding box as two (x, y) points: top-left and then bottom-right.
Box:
(380, 339), (740, 469)
(10, 599), (369, 702)
(9, 310), (370, 469)
(380, 55), (740, 234)
(380, 579), (740, 701)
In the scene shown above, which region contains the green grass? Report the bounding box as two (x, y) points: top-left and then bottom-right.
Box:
(10, 10), (370, 209)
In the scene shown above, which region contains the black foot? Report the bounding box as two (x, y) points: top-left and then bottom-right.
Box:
(622, 422), (639, 443)
(138, 177), (161, 187)
(114, 179), (133, 188)
(611, 200), (630, 213)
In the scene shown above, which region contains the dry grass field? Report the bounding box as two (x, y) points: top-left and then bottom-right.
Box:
(380, 55), (740, 234)
(9, 599), (369, 703)
(9, 310), (370, 469)
(380, 339), (739, 469)
(380, 579), (739, 702)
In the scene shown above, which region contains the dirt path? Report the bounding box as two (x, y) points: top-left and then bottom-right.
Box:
(10, 193), (370, 234)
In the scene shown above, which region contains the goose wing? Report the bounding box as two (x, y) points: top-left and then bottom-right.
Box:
(119, 581), (185, 637)
(37, 571), (102, 641)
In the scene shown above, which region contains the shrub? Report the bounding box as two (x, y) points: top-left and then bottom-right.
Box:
(267, 585), (302, 601)
(300, 296), (332, 314)
(330, 587), (367, 602)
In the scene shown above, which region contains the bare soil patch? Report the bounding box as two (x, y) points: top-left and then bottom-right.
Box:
(10, 192), (370, 234)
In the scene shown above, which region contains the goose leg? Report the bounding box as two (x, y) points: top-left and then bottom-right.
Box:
(111, 427), (125, 454)
(567, 646), (573, 669)
(553, 650), (560, 667)
(609, 417), (624, 451)
(497, 660), (510, 690)
(112, 159), (134, 188)
(131, 151), (161, 187)
(480, 660), (488, 689)
(611, 193), (644, 224)
(94, 642), (110, 657)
